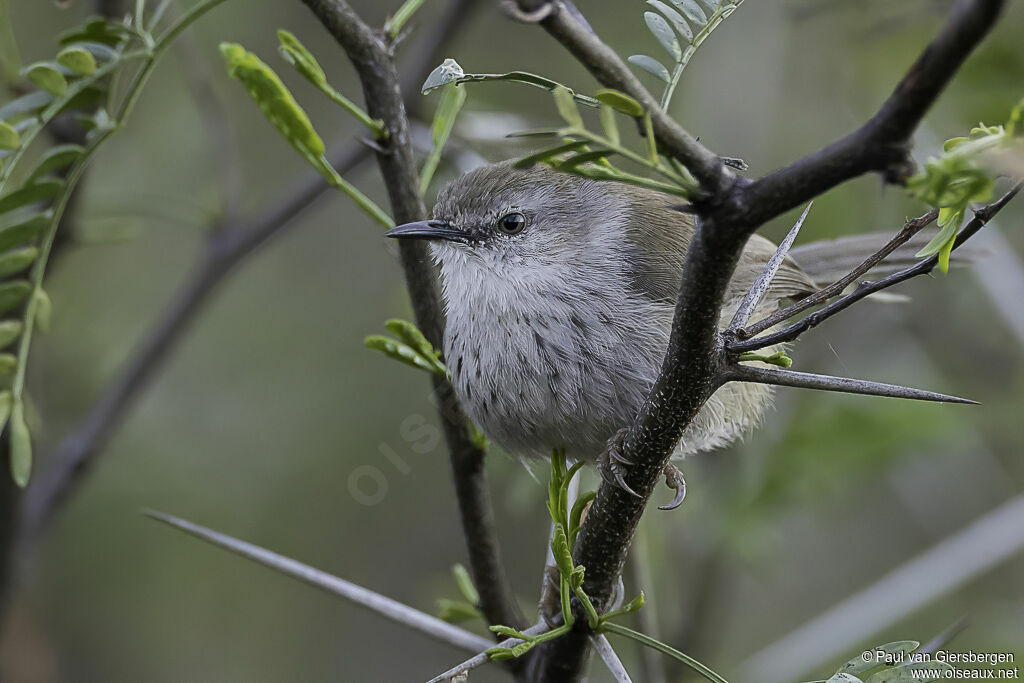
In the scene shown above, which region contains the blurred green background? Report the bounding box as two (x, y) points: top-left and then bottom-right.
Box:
(1, 0), (1022, 681)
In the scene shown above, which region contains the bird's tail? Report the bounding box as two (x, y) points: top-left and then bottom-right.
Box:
(789, 230), (987, 289)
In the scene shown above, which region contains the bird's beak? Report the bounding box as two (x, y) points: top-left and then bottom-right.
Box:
(385, 220), (470, 243)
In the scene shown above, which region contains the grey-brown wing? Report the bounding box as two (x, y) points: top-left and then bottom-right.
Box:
(621, 187), (817, 305)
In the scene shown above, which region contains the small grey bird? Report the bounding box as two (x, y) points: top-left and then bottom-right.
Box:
(386, 161), (903, 502)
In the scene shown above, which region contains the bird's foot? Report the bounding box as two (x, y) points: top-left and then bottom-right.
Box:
(500, 0), (555, 23)
(597, 428), (641, 498)
(658, 463), (687, 511)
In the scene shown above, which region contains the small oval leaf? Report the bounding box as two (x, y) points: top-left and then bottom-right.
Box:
(0, 321), (23, 349)
(25, 63), (68, 96)
(27, 144), (84, 183)
(0, 122), (19, 151)
(594, 89), (645, 117)
(9, 400), (31, 488)
(0, 91), (54, 123)
(552, 86), (583, 129)
(33, 289), (52, 333)
(0, 391), (11, 434)
(644, 11), (682, 60)
(0, 281), (33, 315)
(277, 29), (327, 87)
(0, 213), (50, 253)
(0, 247), (39, 279)
(0, 180), (63, 215)
(649, 0), (693, 43)
(57, 46), (97, 76)
(628, 54), (671, 82)
(673, 0), (708, 25)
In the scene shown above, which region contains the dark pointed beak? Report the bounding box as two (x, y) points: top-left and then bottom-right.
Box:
(384, 220), (470, 243)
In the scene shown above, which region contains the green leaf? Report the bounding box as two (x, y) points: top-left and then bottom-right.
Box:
(594, 89), (644, 117)
(0, 91), (53, 123)
(915, 211), (961, 264)
(0, 280), (31, 314)
(0, 121), (18, 150)
(599, 104), (619, 145)
(220, 42), (325, 161)
(673, 0), (708, 24)
(0, 247), (38, 278)
(385, 0), (427, 37)
(0, 213), (49, 252)
(0, 320), (23, 349)
(558, 149), (612, 170)
(452, 563), (480, 605)
(0, 352), (15, 375)
(364, 335), (439, 375)
(56, 46), (97, 76)
(628, 54), (671, 82)
(58, 17), (131, 47)
(838, 641), (920, 676)
(32, 288), (51, 333)
(550, 524), (574, 578)
(514, 140), (589, 169)
(9, 399), (30, 487)
(279, 25), (384, 138)
(27, 144), (84, 183)
(644, 11), (682, 60)
(0, 180), (62, 215)
(419, 83), (467, 193)
(277, 29), (327, 85)
(422, 58), (465, 93)
(552, 86), (583, 129)
(866, 661), (952, 683)
(25, 62), (68, 96)
(435, 598), (482, 623)
(649, 1), (693, 43)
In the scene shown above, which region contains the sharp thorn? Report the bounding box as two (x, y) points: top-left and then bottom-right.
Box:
(728, 202), (812, 332)
(727, 364), (978, 404)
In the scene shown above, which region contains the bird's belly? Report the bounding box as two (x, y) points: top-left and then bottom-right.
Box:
(445, 305), (664, 462)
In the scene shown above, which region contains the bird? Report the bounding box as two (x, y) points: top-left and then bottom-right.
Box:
(385, 160), (920, 507)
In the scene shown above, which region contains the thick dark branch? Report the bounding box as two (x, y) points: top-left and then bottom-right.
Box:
(735, 0), (1006, 227)
(730, 185), (1019, 353)
(526, 1), (1006, 680)
(300, 0), (527, 636)
(514, 0), (730, 196)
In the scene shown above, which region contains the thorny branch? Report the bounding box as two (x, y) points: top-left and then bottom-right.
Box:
(512, 0), (1009, 680)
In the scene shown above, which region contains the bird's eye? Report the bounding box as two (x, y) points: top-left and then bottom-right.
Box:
(497, 212), (526, 236)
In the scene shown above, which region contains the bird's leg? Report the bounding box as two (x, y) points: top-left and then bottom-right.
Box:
(658, 463), (687, 511)
(597, 427), (641, 498)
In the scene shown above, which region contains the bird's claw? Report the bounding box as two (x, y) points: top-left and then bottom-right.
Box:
(658, 463), (687, 511)
(598, 430), (641, 498)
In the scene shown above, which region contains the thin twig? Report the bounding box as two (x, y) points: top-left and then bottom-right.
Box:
(730, 185), (1020, 353)
(425, 623), (550, 683)
(737, 208), (938, 339)
(143, 510), (493, 654)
